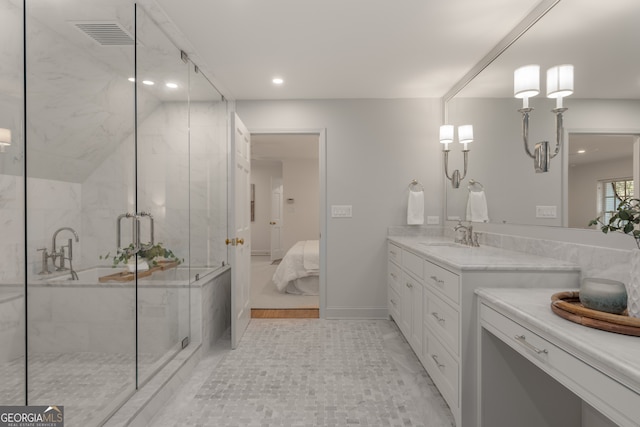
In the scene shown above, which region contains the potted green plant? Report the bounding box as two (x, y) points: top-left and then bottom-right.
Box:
(101, 242), (182, 272)
(589, 197), (640, 317)
(589, 197), (640, 248)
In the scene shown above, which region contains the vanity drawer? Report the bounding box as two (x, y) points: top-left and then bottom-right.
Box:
(423, 325), (459, 410)
(425, 261), (459, 305)
(424, 289), (460, 356)
(388, 243), (401, 265)
(387, 261), (401, 294)
(402, 249), (424, 280)
(388, 286), (401, 322)
(481, 303), (640, 426)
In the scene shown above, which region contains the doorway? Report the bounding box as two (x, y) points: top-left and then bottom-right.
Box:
(249, 132), (325, 317)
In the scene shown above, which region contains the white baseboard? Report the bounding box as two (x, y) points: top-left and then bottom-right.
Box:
(324, 306), (388, 319)
(251, 250), (270, 256)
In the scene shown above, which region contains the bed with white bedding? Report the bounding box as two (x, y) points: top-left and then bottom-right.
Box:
(272, 240), (319, 295)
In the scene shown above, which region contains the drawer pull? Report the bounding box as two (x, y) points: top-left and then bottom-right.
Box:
(431, 354), (445, 369)
(431, 312), (445, 324)
(390, 272), (397, 279)
(430, 275), (445, 285)
(390, 250), (397, 255)
(390, 299), (397, 306)
(406, 282), (413, 288)
(514, 334), (548, 355)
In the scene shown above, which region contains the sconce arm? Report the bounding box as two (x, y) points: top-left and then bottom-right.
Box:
(460, 150), (469, 181)
(550, 107), (567, 160)
(519, 108), (536, 160)
(443, 150), (453, 181)
(443, 149), (469, 189)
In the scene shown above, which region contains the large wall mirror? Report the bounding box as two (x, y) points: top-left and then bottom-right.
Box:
(445, 0), (640, 228)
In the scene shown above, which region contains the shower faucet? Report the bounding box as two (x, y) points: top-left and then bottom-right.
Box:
(50, 227), (80, 279)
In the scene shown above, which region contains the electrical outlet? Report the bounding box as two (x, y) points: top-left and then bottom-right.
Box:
(536, 205), (557, 218)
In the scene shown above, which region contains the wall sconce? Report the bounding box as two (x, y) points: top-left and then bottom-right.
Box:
(440, 124), (473, 188)
(514, 64), (573, 173)
(0, 128), (11, 153)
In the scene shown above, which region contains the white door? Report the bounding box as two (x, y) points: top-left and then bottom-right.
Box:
(229, 113), (251, 349)
(270, 177), (284, 262)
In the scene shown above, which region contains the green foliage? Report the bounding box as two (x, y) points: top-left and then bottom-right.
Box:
(100, 242), (182, 267)
(589, 198), (640, 249)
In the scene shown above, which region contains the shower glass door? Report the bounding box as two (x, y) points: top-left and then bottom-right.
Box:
(12, 1), (226, 424)
(135, 5), (191, 386)
(25, 0), (137, 424)
(0, 0), (25, 408)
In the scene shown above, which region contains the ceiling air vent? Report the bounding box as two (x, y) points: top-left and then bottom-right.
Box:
(72, 21), (134, 46)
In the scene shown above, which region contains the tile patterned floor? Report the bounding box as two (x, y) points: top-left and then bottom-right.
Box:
(0, 351), (164, 427)
(149, 319), (455, 427)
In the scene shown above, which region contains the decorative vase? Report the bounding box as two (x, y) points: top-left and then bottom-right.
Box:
(628, 251), (640, 318)
(126, 258), (150, 273)
(579, 277), (627, 314)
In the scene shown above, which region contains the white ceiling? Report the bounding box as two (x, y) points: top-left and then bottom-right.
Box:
(568, 134), (635, 167)
(454, 0), (640, 99)
(155, 0), (542, 100)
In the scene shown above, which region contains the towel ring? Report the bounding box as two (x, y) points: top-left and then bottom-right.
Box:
(409, 179), (424, 192)
(468, 179), (484, 192)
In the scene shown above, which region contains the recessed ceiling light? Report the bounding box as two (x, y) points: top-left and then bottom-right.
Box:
(577, 149), (586, 154)
(166, 82), (178, 89)
(142, 80), (155, 86)
(272, 77), (284, 85)
(128, 77), (135, 82)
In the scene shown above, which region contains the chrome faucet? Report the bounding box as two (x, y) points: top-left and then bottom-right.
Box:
(51, 227), (80, 279)
(454, 221), (480, 247)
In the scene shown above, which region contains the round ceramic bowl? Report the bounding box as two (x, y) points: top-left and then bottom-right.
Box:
(579, 277), (628, 314)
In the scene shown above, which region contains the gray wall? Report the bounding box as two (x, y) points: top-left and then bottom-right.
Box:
(237, 99), (442, 318)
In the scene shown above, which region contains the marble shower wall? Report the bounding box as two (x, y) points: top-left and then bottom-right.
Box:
(0, 103), (227, 280)
(0, 174), (81, 281)
(82, 100), (228, 270)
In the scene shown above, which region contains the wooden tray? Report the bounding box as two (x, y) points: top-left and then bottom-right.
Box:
(551, 291), (640, 337)
(98, 260), (179, 283)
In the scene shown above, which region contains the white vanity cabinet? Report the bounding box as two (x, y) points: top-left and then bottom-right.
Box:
(423, 261), (461, 413)
(477, 288), (640, 427)
(387, 237), (580, 427)
(387, 243), (423, 352)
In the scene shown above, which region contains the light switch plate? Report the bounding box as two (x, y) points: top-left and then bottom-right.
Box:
(331, 205), (352, 218)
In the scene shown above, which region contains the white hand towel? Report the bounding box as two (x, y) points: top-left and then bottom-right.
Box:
(466, 190), (489, 222)
(407, 190), (424, 225)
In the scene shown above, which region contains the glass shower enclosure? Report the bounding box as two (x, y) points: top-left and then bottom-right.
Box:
(0, 1), (228, 425)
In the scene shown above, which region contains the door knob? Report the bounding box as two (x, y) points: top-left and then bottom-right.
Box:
(237, 238), (245, 245)
(270, 221), (276, 225)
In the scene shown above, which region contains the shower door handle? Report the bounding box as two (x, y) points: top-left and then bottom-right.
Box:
(117, 212), (154, 253)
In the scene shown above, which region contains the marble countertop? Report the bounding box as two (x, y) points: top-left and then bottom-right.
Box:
(476, 287), (640, 391)
(388, 236), (580, 272)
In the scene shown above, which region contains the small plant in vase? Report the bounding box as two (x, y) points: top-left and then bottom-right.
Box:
(589, 198), (640, 317)
(101, 242), (182, 272)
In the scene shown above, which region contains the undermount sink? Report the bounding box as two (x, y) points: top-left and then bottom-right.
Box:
(419, 242), (465, 248)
